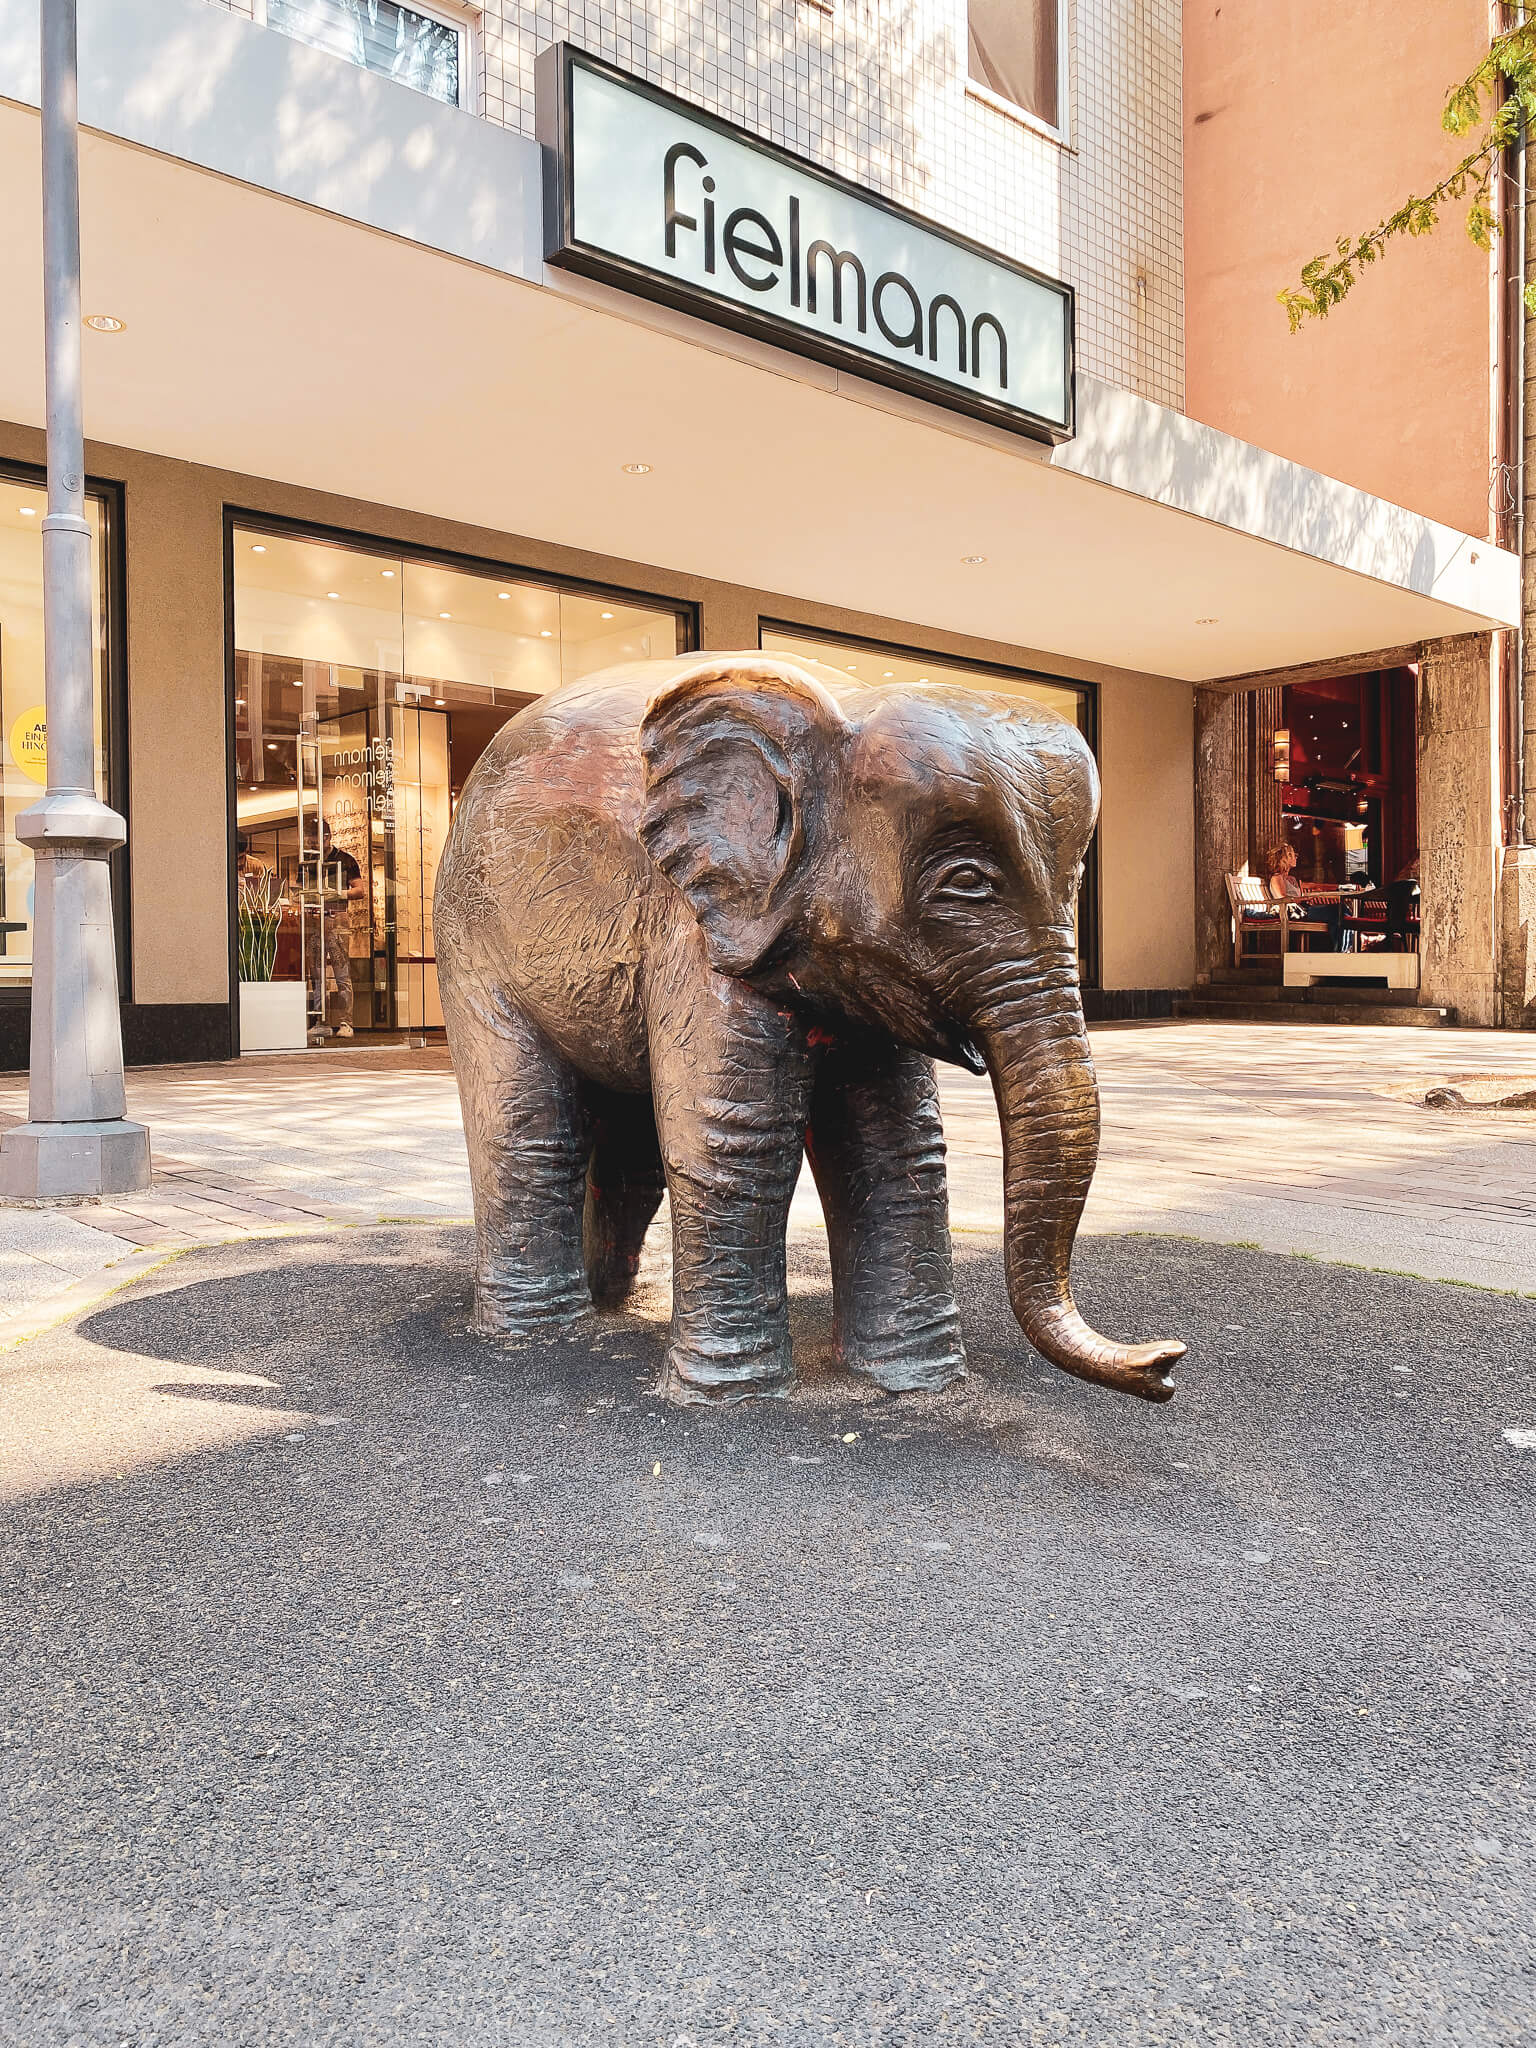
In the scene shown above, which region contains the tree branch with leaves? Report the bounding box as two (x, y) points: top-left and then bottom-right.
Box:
(1278, 8), (1536, 331)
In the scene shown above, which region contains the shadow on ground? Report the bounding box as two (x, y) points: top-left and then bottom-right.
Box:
(2, 1226), (1533, 2046)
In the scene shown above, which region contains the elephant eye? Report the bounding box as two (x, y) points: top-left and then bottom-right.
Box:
(931, 857), (1001, 903)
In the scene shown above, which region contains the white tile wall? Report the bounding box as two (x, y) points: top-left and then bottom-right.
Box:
(204, 0), (1183, 408)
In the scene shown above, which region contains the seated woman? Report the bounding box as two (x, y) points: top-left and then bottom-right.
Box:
(1264, 841), (1341, 947)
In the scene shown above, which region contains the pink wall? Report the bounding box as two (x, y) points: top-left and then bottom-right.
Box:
(1184, 1), (1493, 539)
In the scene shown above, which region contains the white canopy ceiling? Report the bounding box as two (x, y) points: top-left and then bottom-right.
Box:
(0, 0), (1517, 686)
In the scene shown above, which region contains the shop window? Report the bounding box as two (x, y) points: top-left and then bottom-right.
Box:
(261, 0), (470, 108)
(967, 0), (1062, 132)
(757, 623), (1097, 985)
(1272, 668), (1418, 898)
(0, 474), (110, 992)
(232, 526), (684, 1039)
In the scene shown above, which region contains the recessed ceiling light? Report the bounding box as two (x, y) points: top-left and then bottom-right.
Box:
(882, 670), (894, 677)
(845, 664), (857, 671)
(382, 569), (395, 579)
(18, 506), (35, 517)
(621, 462), (653, 475)
(266, 742), (278, 751)
(960, 554), (987, 566)
(327, 591), (341, 600)
(919, 676), (929, 683)
(539, 628), (553, 638)
(600, 610), (614, 619)
(498, 591), (511, 600)
(235, 697), (246, 707)
(434, 698), (446, 706)
(84, 313), (126, 333)
(438, 611), (452, 620)
(1195, 616), (1219, 626)
(250, 543), (266, 553)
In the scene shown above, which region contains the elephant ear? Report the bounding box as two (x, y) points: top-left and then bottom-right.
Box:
(638, 656), (849, 977)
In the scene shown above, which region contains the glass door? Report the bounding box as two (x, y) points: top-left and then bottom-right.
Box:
(388, 700), (449, 1030)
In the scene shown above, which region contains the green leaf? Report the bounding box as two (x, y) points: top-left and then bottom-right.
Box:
(1283, 13), (1536, 324)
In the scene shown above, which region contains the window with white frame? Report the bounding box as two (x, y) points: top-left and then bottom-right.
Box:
(967, 0), (1062, 132)
(262, 0), (470, 109)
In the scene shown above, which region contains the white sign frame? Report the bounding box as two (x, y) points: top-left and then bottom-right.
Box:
(536, 44), (1075, 446)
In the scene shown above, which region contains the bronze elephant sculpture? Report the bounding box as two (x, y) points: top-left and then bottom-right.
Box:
(435, 652), (1183, 1404)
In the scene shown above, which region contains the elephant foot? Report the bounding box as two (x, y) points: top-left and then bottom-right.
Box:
(471, 1274), (594, 1345)
(855, 1352), (968, 1396)
(836, 1298), (967, 1396)
(664, 1339), (795, 1406)
(839, 1330), (967, 1396)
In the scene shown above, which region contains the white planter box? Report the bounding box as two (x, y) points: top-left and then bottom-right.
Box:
(239, 979), (308, 1052)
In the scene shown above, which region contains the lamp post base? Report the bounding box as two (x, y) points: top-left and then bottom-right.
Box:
(0, 1119), (151, 1200)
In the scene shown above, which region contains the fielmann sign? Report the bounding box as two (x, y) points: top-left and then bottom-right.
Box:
(536, 44), (1075, 445)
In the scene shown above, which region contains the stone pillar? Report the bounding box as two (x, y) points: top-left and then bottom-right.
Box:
(1250, 686), (1285, 870)
(1499, 844), (1536, 1029)
(1193, 688), (1250, 983)
(1417, 633), (1501, 1026)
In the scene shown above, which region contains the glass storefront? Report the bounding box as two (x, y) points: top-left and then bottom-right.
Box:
(759, 623), (1098, 983)
(232, 525), (685, 1037)
(0, 471), (111, 990)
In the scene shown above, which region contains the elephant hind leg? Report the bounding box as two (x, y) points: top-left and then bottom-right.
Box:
(584, 1088), (666, 1310)
(440, 977), (594, 1339)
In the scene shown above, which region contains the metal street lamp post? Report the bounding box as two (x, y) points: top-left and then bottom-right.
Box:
(0, 0), (149, 1199)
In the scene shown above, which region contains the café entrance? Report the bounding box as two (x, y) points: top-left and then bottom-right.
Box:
(1186, 662), (1429, 1025)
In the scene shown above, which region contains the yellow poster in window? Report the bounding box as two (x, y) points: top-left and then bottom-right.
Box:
(8, 706), (47, 784)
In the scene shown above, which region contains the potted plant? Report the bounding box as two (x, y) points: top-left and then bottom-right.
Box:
(237, 866), (306, 1051)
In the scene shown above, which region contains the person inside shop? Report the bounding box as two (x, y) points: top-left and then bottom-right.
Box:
(310, 819), (365, 1040)
(235, 832), (268, 883)
(1264, 839), (1342, 947)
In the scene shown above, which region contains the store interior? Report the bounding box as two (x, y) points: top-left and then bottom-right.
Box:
(233, 528), (683, 1039)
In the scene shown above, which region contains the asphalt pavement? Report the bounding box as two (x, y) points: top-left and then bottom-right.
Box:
(1, 1225), (1533, 2046)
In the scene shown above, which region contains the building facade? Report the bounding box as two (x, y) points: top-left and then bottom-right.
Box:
(0, 0), (1519, 1067)
(1183, 0), (1536, 1029)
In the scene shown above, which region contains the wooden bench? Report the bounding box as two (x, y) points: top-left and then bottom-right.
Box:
(1225, 873), (1332, 966)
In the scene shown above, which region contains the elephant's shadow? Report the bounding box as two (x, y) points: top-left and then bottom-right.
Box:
(71, 1224), (1195, 1503)
(72, 1223), (1043, 1425)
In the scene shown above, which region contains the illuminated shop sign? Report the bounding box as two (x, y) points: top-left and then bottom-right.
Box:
(536, 43), (1075, 445)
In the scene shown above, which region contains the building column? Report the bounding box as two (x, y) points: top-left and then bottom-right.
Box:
(1498, 843), (1536, 1028)
(1249, 686), (1285, 871)
(1417, 632), (1501, 1026)
(1192, 687), (1250, 983)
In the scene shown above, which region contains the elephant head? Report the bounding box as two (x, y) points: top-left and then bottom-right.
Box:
(637, 655), (1184, 1404)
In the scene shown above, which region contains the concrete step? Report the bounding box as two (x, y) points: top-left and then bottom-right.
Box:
(1199, 980), (1286, 1002)
(1211, 965), (1282, 986)
(1194, 979), (1425, 1012)
(1174, 997), (1453, 1028)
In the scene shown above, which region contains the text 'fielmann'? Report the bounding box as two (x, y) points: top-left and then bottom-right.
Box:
(662, 142), (1011, 388)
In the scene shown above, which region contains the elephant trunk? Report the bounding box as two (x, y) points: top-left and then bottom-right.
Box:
(974, 941), (1184, 1403)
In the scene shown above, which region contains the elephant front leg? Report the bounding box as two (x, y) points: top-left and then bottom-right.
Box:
(440, 981), (593, 1339)
(648, 972), (813, 1404)
(807, 1037), (965, 1395)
